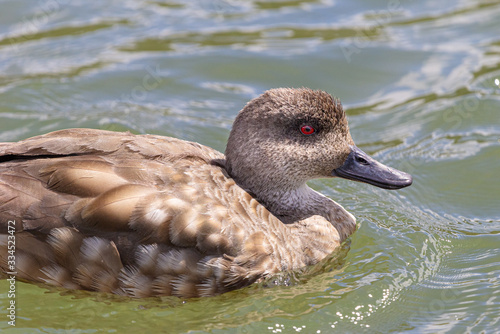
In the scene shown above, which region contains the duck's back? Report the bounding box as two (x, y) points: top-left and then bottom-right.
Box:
(0, 129), (305, 297)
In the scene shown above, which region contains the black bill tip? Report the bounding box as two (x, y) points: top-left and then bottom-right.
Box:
(332, 146), (412, 190)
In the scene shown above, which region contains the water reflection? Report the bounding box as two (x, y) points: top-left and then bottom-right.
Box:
(0, 0), (499, 333)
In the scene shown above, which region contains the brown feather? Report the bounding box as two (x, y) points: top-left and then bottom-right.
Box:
(0, 88), (370, 298)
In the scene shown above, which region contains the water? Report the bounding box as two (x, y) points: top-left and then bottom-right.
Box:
(0, 0), (499, 333)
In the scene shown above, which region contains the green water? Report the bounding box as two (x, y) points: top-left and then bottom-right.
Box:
(1, 0), (499, 333)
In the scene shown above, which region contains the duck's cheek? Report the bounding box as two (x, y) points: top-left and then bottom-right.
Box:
(301, 156), (337, 179)
(320, 149), (351, 173)
(337, 149), (353, 169)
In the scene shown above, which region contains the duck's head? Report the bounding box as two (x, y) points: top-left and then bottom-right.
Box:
(225, 88), (412, 200)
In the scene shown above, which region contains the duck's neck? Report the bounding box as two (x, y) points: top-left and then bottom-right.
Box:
(256, 183), (323, 217)
(243, 181), (357, 242)
(222, 156), (356, 241)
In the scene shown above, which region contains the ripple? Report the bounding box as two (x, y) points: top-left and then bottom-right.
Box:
(119, 25), (381, 55)
(0, 19), (130, 47)
(1, 0), (499, 332)
(200, 81), (257, 95)
(387, 1), (500, 28)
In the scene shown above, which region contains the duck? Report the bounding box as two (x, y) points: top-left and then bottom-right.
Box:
(0, 88), (412, 298)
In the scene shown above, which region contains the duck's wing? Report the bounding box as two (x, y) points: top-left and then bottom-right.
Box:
(0, 129), (220, 231)
(0, 129), (290, 297)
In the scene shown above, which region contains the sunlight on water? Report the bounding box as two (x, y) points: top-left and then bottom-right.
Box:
(0, 0), (499, 333)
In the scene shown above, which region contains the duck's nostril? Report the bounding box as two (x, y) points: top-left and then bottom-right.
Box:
(355, 156), (369, 165)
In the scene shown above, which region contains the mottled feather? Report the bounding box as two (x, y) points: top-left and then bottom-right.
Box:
(0, 88), (362, 297)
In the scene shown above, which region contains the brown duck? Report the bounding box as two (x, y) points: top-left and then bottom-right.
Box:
(0, 88), (412, 298)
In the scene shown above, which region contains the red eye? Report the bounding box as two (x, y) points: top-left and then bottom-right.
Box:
(300, 125), (315, 135)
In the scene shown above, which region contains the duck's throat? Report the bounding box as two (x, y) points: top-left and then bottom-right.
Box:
(250, 183), (357, 241)
(248, 184), (322, 219)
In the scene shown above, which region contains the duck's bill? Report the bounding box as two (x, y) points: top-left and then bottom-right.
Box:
(332, 146), (412, 190)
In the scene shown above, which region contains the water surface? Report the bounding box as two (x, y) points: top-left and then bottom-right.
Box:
(0, 0), (499, 333)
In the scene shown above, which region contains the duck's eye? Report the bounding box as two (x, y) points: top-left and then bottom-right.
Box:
(300, 125), (315, 135)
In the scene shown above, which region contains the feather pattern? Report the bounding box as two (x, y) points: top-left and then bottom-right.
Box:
(0, 88), (376, 298)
